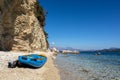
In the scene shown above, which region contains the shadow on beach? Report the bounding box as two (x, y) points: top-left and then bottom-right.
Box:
(8, 60), (43, 69)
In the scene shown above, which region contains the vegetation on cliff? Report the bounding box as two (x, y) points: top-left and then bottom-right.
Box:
(35, 1), (45, 26)
(35, 0), (49, 48)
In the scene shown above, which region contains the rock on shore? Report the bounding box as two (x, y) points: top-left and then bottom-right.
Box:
(0, 51), (60, 80)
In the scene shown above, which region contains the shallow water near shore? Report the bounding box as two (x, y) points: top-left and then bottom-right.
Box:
(55, 52), (120, 80)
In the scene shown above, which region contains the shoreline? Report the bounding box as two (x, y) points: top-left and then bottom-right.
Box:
(0, 51), (60, 80)
(54, 63), (82, 80)
(54, 55), (82, 80)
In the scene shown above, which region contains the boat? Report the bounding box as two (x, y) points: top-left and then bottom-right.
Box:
(95, 52), (101, 55)
(18, 54), (47, 68)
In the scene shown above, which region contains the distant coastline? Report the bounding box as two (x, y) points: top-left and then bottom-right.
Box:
(80, 48), (120, 52)
(96, 49), (120, 52)
(60, 50), (79, 54)
(50, 47), (80, 54)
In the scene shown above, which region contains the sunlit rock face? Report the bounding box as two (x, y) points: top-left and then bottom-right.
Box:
(0, 0), (48, 52)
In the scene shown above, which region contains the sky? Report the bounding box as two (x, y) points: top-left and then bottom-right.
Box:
(39, 0), (120, 50)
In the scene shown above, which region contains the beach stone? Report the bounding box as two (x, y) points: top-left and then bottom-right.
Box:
(0, 0), (48, 52)
(93, 78), (100, 80)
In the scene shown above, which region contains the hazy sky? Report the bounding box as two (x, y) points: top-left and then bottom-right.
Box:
(39, 0), (120, 50)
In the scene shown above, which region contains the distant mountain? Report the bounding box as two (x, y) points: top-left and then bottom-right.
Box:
(96, 48), (120, 52)
(50, 46), (120, 52)
(49, 46), (80, 51)
(109, 47), (120, 50)
(49, 46), (64, 50)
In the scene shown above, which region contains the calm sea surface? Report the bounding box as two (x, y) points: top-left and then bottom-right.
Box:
(55, 52), (120, 80)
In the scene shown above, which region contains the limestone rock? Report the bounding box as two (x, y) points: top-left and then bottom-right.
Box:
(0, 0), (48, 52)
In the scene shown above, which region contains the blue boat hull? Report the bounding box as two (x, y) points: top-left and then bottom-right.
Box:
(18, 54), (47, 68)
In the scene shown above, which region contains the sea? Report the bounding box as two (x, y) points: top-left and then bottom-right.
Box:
(54, 52), (120, 80)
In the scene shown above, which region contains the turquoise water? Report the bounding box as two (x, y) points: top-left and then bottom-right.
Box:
(55, 52), (120, 80)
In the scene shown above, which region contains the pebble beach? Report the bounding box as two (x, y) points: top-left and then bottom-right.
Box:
(0, 51), (60, 80)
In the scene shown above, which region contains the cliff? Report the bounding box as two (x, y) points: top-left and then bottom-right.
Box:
(0, 0), (48, 52)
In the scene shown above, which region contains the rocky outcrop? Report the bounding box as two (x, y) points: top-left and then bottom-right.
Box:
(62, 50), (79, 54)
(0, 0), (48, 52)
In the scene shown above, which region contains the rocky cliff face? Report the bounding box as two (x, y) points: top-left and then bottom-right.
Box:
(0, 0), (48, 52)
